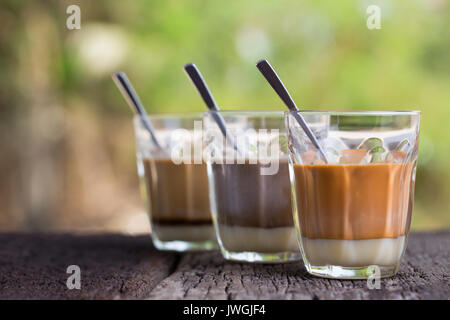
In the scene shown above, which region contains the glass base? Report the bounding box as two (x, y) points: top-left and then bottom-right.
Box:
(220, 248), (302, 264)
(305, 263), (399, 279)
(152, 238), (218, 252)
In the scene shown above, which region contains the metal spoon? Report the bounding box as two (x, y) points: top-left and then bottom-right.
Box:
(256, 59), (329, 163)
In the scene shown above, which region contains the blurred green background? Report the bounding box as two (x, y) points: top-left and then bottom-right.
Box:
(0, 0), (449, 233)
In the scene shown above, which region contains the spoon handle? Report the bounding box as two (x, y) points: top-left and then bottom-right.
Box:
(256, 60), (298, 111)
(256, 60), (329, 163)
(183, 63), (218, 110)
(112, 72), (163, 150)
(183, 63), (239, 153)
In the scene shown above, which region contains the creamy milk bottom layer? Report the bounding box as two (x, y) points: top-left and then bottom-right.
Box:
(152, 224), (216, 242)
(301, 236), (406, 267)
(219, 225), (299, 253)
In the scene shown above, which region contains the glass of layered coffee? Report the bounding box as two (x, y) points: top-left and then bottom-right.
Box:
(134, 113), (217, 251)
(286, 110), (420, 279)
(204, 111), (301, 263)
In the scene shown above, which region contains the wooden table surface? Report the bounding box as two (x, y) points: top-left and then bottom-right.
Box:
(0, 231), (448, 300)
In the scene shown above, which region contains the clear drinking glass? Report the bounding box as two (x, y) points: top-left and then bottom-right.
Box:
(134, 113), (217, 251)
(204, 111), (302, 263)
(286, 110), (420, 279)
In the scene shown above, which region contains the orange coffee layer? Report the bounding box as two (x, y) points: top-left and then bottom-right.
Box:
(143, 158), (212, 223)
(293, 163), (414, 240)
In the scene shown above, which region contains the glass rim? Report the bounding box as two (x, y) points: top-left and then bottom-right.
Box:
(134, 110), (421, 119)
(204, 110), (285, 115)
(133, 112), (204, 120)
(288, 110), (420, 116)
(204, 110), (421, 116)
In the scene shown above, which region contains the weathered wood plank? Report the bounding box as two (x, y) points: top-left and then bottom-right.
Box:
(0, 233), (178, 299)
(147, 231), (450, 300)
(0, 232), (448, 299)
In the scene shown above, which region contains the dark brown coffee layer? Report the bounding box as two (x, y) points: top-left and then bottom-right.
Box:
(210, 159), (293, 228)
(143, 158), (212, 224)
(152, 219), (213, 226)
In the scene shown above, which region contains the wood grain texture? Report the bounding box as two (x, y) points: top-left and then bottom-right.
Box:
(0, 232), (448, 300)
(0, 233), (178, 299)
